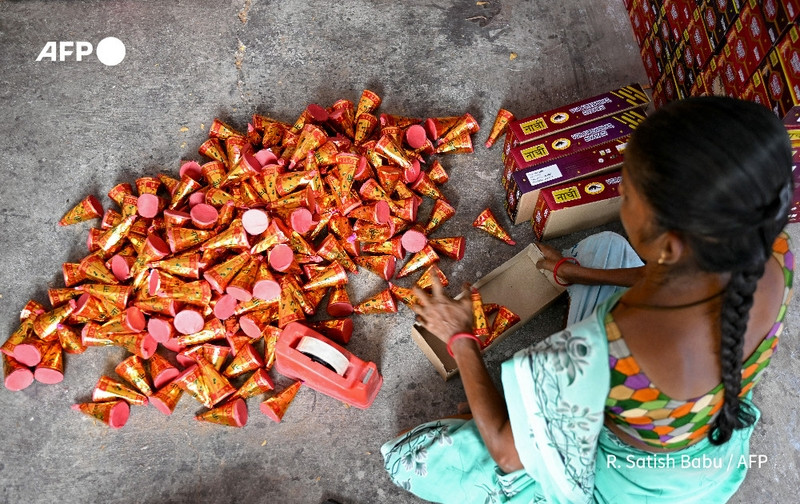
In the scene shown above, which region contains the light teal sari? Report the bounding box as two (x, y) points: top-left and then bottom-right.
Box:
(382, 232), (758, 503)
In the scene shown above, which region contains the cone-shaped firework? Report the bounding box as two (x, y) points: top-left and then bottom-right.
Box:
(415, 265), (449, 291)
(225, 256), (260, 302)
(199, 137), (229, 166)
(231, 368), (275, 400)
(108, 183), (133, 207)
(353, 220), (393, 243)
(150, 252), (201, 280)
(329, 99), (355, 138)
(79, 254), (119, 285)
(166, 227), (214, 254)
(436, 113), (480, 146)
(397, 245), (439, 278)
(169, 175), (203, 210)
(201, 218), (250, 251)
(2, 319), (33, 358)
(4, 354), (34, 391)
(485, 109), (515, 148)
(33, 299), (77, 341)
(423, 199), (456, 235)
(411, 172), (447, 202)
(355, 89), (382, 119)
(303, 261), (348, 290)
(150, 382), (184, 415)
(435, 131), (474, 155)
(362, 235), (404, 260)
(57, 324), (86, 354)
(354, 288), (398, 315)
(59, 195), (103, 226)
(260, 381), (302, 423)
(33, 342), (64, 384)
(204, 251), (251, 294)
(424, 116), (460, 140)
(222, 343), (264, 378)
(92, 375), (148, 406)
(176, 318), (226, 347)
(288, 124), (327, 169)
(354, 112), (378, 145)
(484, 306), (521, 347)
(278, 279), (305, 328)
(149, 352), (180, 389)
(376, 165), (402, 194)
(473, 208), (515, 245)
(209, 118), (242, 140)
(427, 160), (449, 185)
(196, 397), (248, 427)
(470, 288), (489, 338)
(428, 236), (465, 261)
(375, 135), (412, 171)
(327, 286), (354, 317)
(311, 318), (354, 345)
(354, 255), (395, 281)
(251, 217), (292, 254)
(71, 400), (130, 429)
(115, 355), (153, 396)
(201, 160), (227, 188)
(263, 325), (281, 371)
(316, 235), (357, 273)
(388, 283), (421, 308)
(277, 169), (318, 196)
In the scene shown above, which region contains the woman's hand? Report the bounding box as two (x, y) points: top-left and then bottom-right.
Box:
(535, 242), (564, 273)
(410, 276), (473, 345)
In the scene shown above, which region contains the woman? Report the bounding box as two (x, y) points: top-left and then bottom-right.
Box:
(381, 97), (794, 503)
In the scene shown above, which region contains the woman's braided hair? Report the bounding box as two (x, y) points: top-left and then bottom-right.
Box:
(625, 97), (793, 445)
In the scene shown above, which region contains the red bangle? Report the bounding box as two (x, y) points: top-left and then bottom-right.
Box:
(552, 257), (580, 286)
(447, 332), (481, 357)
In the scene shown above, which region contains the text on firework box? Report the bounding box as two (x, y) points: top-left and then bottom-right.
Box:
(504, 137), (628, 225)
(501, 109), (645, 191)
(532, 170), (623, 241)
(410, 244), (566, 380)
(500, 84), (649, 162)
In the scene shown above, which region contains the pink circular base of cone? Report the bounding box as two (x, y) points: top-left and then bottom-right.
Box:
(146, 234), (171, 259)
(13, 344), (42, 367)
(34, 367), (64, 385)
(327, 302), (354, 318)
(307, 104), (329, 122)
(110, 254), (133, 281)
(226, 286), (253, 303)
(401, 229), (427, 254)
(147, 317), (173, 343)
(137, 194), (160, 219)
(254, 149), (277, 166)
(269, 244), (294, 272)
(290, 208), (315, 234)
(5, 367), (34, 391)
(213, 293), (238, 320)
(190, 204), (219, 228)
(139, 335), (158, 359)
(374, 200), (391, 224)
(188, 192), (206, 207)
(152, 368), (180, 389)
(355, 156), (370, 180)
(124, 307), (147, 332)
(242, 209), (270, 235)
(239, 315), (265, 339)
(253, 279), (281, 301)
(179, 161), (203, 181)
(150, 394), (175, 415)
(405, 124), (428, 149)
(174, 309), (204, 335)
(162, 337), (185, 353)
(403, 160), (421, 184)
(72, 401), (130, 428)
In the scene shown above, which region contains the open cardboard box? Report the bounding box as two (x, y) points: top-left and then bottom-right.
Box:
(411, 244), (566, 380)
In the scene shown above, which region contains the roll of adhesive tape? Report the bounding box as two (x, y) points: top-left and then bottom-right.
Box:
(296, 336), (350, 376)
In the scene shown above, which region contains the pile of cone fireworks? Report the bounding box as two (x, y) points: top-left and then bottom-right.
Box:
(2, 91), (518, 429)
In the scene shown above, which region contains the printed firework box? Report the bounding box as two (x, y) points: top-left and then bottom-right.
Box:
(532, 170), (623, 241)
(500, 84), (649, 162)
(505, 138), (627, 224)
(502, 109), (646, 191)
(761, 45), (797, 117)
(776, 25), (800, 106)
(760, 0), (793, 43)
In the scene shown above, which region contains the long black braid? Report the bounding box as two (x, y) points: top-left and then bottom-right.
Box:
(625, 97), (793, 445)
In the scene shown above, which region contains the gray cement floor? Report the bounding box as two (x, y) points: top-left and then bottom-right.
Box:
(0, 1), (797, 503)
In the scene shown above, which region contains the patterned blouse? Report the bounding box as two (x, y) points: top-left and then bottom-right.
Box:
(604, 232), (794, 449)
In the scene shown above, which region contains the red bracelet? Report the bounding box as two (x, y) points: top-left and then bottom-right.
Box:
(552, 257), (580, 286)
(447, 332), (482, 357)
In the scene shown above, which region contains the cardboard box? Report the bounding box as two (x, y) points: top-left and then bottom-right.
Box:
(505, 137), (627, 224)
(776, 25), (800, 105)
(736, 1), (772, 75)
(762, 46), (797, 117)
(688, 11), (715, 69)
(502, 109), (645, 190)
(760, 0), (793, 43)
(782, 0), (799, 21)
(501, 84), (649, 161)
(410, 244), (566, 380)
(702, 1), (736, 49)
(532, 170), (623, 241)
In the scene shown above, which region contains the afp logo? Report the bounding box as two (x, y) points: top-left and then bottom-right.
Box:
(36, 37), (126, 66)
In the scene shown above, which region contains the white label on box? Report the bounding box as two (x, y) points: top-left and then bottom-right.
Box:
(525, 164), (562, 187)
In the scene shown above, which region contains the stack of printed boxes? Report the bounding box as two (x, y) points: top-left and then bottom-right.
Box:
(501, 84), (650, 239)
(627, 0), (798, 118)
(786, 108), (800, 222)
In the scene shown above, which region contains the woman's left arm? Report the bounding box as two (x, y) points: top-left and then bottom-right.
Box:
(411, 279), (523, 474)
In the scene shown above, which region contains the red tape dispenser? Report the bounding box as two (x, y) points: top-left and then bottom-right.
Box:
(275, 322), (382, 409)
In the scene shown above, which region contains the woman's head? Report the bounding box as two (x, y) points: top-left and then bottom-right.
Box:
(622, 96), (793, 273)
(622, 96), (793, 445)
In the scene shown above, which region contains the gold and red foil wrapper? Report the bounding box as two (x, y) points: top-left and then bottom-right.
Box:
(34, 341), (64, 383)
(71, 400), (130, 429)
(415, 265), (449, 290)
(33, 300), (77, 341)
(397, 245), (439, 278)
(469, 288), (490, 338)
(355, 89), (382, 120)
(484, 306), (521, 347)
(108, 183), (133, 207)
(428, 236), (465, 261)
(289, 124), (327, 169)
(165, 226), (213, 254)
(423, 199), (456, 235)
(115, 355), (153, 396)
(176, 356), (236, 409)
(436, 113), (480, 147)
(222, 343), (264, 378)
(375, 135), (412, 171)
(425, 116), (460, 140)
(209, 118), (242, 140)
(92, 375), (148, 406)
(354, 288), (398, 315)
(303, 261), (348, 290)
(80, 253), (119, 285)
(260, 381), (302, 423)
(176, 318), (226, 347)
(354, 112), (378, 145)
(316, 235), (357, 273)
(57, 324), (87, 354)
(411, 172), (447, 202)
(472, 208), (516, 246)
(231, 368), (275, 400)
(4, 354), (34, 391)
(427, 160), (449, 185)
(59, 195), (103, 226)
(262, 325), (281, 370)
(150, 382), (184, 415)
(388, 283), (420, 307)
(353, 255), (395, 281)
(150, 252), (201, 279)
(435, 131), (474, 155)
(196, 397), (248, 427)
(199, 137), (229, 167)
(201, 218), (250, 252)
(485, 108), (515, 148)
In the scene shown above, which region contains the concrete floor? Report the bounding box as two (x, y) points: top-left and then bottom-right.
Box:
(0, 1), (797, 503)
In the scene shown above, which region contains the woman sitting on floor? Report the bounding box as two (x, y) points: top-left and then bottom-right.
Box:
(381, 96), (794, 503)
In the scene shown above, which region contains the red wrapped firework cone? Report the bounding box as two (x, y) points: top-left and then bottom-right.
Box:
(251, 217), (292, 254)
(79, 254), (119, 285)
(108, 183), (133, 207)
(266, 185), (315, 212)
(13, 334), (46, 366)
(397, 245), (439, 278)
(428, 236), (465, 261)
(108, 331), (158, 359)
(120, 194), (139, 218)
(201, 218), (249, 251)
(375, 134), (413, 171)
(253, 260), (281, 301)
(225, 256), (260, 302)
(268, 243), (295, 272)
(289, 231), (321, 261)
(157, 173), (180, 194)
(354, 112), (378, 145)
(169, 174), (203, 210)
(196, 397), (248, 427)
(33, 342), (64, 384)
(176, 318), (226, 347)
(81, 284), (132, 311)
(203, 251), (251, 294)
(348, 200), (390, 224)
(327, 213), (357, 243)
(423, 199), (456, 235)
(57, 324), (86, 354)
(71, 400), (130, 429)
(313, 140), (340, 167)
(411, 172), (447, 202)
(263, 325), (281, 370)
(278, 279), (305, 328)
(115, 355), (154, 396)
(199, 138), (229, 166)
(92, 375), (148, 406)
(284, 276), (315, 316)
(400, 226), (427, 254)
(482, 303), (501, 315)
(277, 169), (318, 196)
(316, 235), (357, 273)
(329, 99), (356, 137)
(288, 124), (327, 169)
(261, 122), (286, 148)
(205, 187), (233, 206)
(485, 108), (515, 148)
(166, 227), (214, 254)
(363, 235), (404, 260)
(415, 264), (449, 291)
(149, 352), (180, 389)
(150, 252), (201, 280)
(238, 307), (278, 338)
(303, 261), (348, 290)
(424, 116), (460, 140)
(354, 288), (398, 315)
(353, 219), (393, 243)
(33, 299), (77, 341)
(388, 283), (420, 308)
(376, 165), (402, 194)
(231, 368), (274, 400)
(353, 255), (395, 281)
(2, 320), (33, 358)
(327, 286), (353, 317)
(356, 89), (382, 119)
(3, 354), (34, 391)
(109, 254), (135, 281)
(484, 306), (522, 347)
(150, 382), (184, 415)
(473, 208), (515, 245)
(70, 294), (110, 325)
(222, 343), (264, 378)
(470, 288), (489, 338)
(59, 195), (103, 226)
(203, 343), (232, 370)
(260, 381), (302, 423)
(81, 321), (114, 347)
(428, 160), (449, 185)
(209, 118), (242, 140)
(334, 152), (359, 194)
(201, 160), (227, 188)
(20, 300), (47, 321)
(436, 113), (480, 146)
